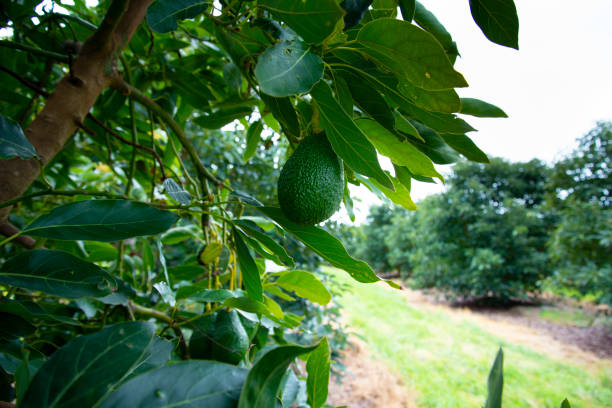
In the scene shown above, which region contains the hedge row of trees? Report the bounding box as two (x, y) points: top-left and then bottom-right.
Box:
(343, 122), (611, 304)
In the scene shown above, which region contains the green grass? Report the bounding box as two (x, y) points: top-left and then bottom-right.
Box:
(538, 307), (594, 327)
(326, 267), (612, 408)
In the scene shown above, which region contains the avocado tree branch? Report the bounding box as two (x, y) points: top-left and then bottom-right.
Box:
(0, 40), (70, 63)
(111, 78), (231, 194)
(0, 0), (154, 224)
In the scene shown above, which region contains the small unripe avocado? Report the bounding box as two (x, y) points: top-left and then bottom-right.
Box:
(189, 310), (249, 365)
(277, 133), (344, 225)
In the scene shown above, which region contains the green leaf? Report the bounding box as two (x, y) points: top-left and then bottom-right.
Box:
(398, 80), (461, 113)
(310, 81), (393, 190)
(223, 296), (270, 317)
(255, 40), (324, 97)
(21, 322), (157, 408)
(244, 120), (264, 162)
(414, 2), (459, 63)
(84, 241), (118, 262)
(469, 0), (519, 49)
(560, 398), (572, 408)
(460, 98), (508, 118)
(258, 207), (381, 283)
(371, 174), (417, 211)
(166, 69), (213, 110)
(146, 0), (210, 33)
(407, 120), (459, 164)
(0, 114), (37, 159)
(342, 72), (395, 131)
(238, 344), (318, 408)
(258, 0), (344, 44)
(484, 348), (504, 408)
(22, 200), (178, 241)
(234, 219), (295, 268)
(402, 102), (476, 134)
(260, 94), (300, 138)
(398, 0), (416, 21)
(306, 337), (330, 408)
(233, 228), (263, 302)
(274, 270), (331, 305)
(333, 75), (353, 115)
(440, 134), (489, 163)
(0, 250), (116, 299)
(357, 19), (467, 91)
(162, 178), (191, 205)
(356, 118), (442, 180)
(194, 106), (253, 129)
(0, 299), (79, 325)
(100, 361), (247, 408)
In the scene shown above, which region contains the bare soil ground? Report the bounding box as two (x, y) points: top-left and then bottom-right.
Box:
(328, 284), (612, 407)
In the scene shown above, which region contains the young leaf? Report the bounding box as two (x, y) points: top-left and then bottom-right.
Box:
(306, 337), (331, 408)
(22, 200), (178, 241)
(233, 228), (264, 302)
(459, 98), (508, 118)
(244, 120), (264, 162)
(162, 178), (191, 205)
(259, 0), (344, 44)
(485, 348), (504, 408)
(146, 0), (210, 33)
(310, 81), (393, 190)
(0, 114), (37, 159)
(255, 40), (324, 97)
(258, 206), (381, 283)
(0, 249), (116, 299)
(440, 134), (489, 163)
(469, 0), (519, 49)
(274, 270), (331, 305)
(238, 344), (318, 408)
(356, 118), (443, 180)
(21, 322), (157, 408)
(357, 19), (468, 91)
(99, 360), (247, 408)
(370, 175), (418, 211)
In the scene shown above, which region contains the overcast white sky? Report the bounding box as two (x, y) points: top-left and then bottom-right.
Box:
(343, 0), (612, 224)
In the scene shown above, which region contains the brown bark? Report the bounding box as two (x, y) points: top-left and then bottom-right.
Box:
(0, 0), (153, 223)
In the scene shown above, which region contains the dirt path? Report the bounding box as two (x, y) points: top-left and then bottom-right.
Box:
(327, 337), (418, 408)
(397, 285), (612, 368)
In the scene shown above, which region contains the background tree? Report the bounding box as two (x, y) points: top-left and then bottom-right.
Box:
(0, 0), (520, 406)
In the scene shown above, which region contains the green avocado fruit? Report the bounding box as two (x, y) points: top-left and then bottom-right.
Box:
(277, 133), (344, 225)
(189, 310), (249, 365)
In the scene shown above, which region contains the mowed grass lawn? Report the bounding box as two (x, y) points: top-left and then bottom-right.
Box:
(326, 267), (612, 408)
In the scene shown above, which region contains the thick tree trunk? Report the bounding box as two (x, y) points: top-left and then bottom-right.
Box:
(0, 0), (153, 224)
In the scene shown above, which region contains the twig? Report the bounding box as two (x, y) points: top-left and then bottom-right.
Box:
(0, 40), (69, 63)
(0, 221), (36, 249)
(0, 65), (50, 97)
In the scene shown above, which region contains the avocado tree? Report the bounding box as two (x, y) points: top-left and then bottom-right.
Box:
(0, 0), (519, 406)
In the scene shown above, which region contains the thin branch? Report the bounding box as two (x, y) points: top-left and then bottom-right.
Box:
(0, 40), (69, 63)
(111, 78), (230, 193)
(0, 221), (36, 249)
(0, 65), (50, 97)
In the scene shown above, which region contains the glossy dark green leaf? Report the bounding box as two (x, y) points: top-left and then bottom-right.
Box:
(333, 75), (353, 115)
(310, 81), (393, 190)
(560, 398), (572, 408)
(234, 219), (295, 268)
(146, 0), (210, 33)
(469, 0), (519, 49)
(127, 337), (174, 379)
(414, 2), (459, 63)
(408, 120), (459, 164)
(342, 72), (395, 131)
(22, 200), (178, 241)
(259, 0), (344, 44)
(0, 114), (37, 159)
(194, 106), (253, 129)
(357, 19), (467, 91)
(0, 299), (78, 325)
(356, 118), (442, 180)
(0, 250), (116, 299)
(398, 0), (416, 21)
(485, 348), (504, 408)
(168, 264), (206, 281)
(100, 361), (247, 408)
(341, 0), (374, 29)
(233, 228), (263, 302)
(260, 94), (300, 138)
(258, 207), (381, 283)
(401, 102), (476, 134)
(459, 98), (508, 118)
(238, 344), (318, 408)
(306, 337), (330, 408)
(244, 120), (264, 162)
(274, 270), (331, 305)
(163, 178), (191, 205)
(255, 40), (323, 97)
(21, 322), (157, 408)
(441, 134), (489, 163)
